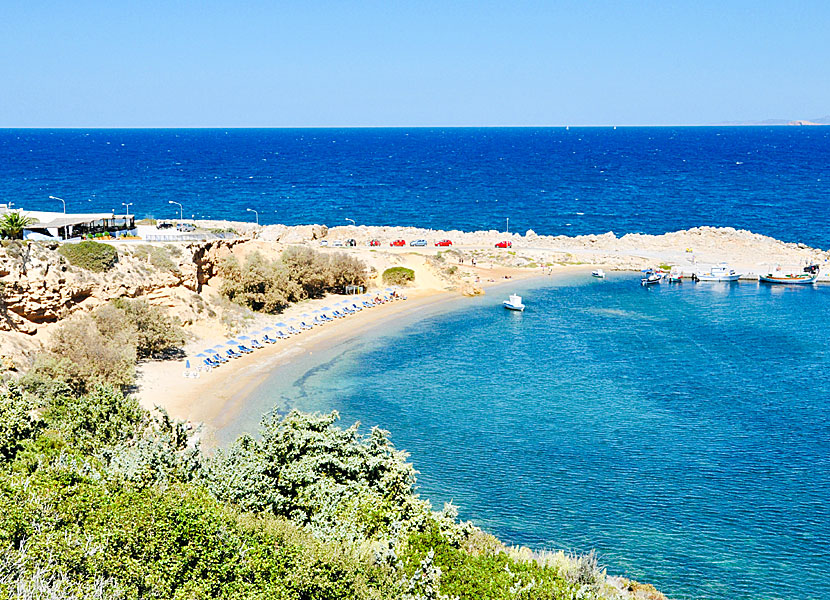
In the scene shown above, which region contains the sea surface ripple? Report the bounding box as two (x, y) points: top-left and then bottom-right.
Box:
(1, 127), (829, 247)
(239, 275), (830, 600)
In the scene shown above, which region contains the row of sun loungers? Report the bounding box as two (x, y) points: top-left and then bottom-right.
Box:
(190, 291), (408, 375)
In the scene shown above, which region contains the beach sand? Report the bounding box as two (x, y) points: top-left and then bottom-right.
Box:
(135, 264), (562, 436)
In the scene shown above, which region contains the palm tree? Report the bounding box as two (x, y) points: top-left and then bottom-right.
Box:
(0, 212), (36, 240)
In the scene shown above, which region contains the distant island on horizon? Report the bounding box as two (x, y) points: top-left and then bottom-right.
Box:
(718, 115), (830, 126)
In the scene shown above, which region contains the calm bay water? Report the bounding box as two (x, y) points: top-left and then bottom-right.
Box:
(234, 275), (830, 600)
(1, 127), (829, 247)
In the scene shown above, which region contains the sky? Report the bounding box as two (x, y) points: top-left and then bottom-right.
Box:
(1, 0), (828, 127)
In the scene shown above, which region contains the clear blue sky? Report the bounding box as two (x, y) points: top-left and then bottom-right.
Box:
(2, 0), (828, 127)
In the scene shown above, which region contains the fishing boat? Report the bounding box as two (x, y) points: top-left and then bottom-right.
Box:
(694, 263), (741, 282)
(591, 269), (606, 278)
(759, 264), (819, 285)
(503, 294), (525, 311)
(641, 270), (662, 286)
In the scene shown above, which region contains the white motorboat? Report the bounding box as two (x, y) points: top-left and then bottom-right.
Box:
(503, 294), (525, 311)
(694, 263), (742, 282)
(591, 269), (606, 278)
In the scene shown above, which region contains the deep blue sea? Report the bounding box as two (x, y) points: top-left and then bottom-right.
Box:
(234, 275), (830, 600)
(1, 127), (829, 247)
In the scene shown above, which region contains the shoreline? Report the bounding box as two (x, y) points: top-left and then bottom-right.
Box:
(136, 266), (579, 439)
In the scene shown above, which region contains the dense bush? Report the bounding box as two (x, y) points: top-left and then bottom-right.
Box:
(383, 266), (415, 285)
(57, 241), (119, 272)
(220, 248), (368, 313)
(111, 298), (185, 358)
(24, 300), (184, 394)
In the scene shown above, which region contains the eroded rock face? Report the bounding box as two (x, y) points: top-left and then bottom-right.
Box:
(0, 240), (242, 334)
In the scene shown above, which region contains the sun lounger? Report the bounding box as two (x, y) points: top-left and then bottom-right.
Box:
(212, 354), (228, 363)
(251, 339), (264, 349)
(237, 345), (253, 353)
(227, 349), (242, 359)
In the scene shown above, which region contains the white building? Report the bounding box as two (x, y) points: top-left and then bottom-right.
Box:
(0, 206), (136, 241)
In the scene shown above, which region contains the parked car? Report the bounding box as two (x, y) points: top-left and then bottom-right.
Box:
(177, 223), (196, 232)
(390, 239), (406, 247)
(495, 240), (513, 248)
(157, 221), (174, 229)
(319, 240), (329, 246)
(369, 239), (381, 246)
(332, 240), (344, 247)
(345, 238), (357, 247)
(435, 239), (452, 247)
(410, 239), (427, 247)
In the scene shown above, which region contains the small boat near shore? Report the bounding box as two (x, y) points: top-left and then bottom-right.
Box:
(693, 263), (741, 282)
(503, 294), (525, 311)
(591, 269), (606, 278)
(641, 270), (662, 286)
(759, 264), (819, 285)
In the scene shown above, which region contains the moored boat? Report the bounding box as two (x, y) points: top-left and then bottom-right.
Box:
(641, 270), (662, 286)
(759, 264), (819, 285)
(503, 294), (525, 311)
(591, 269), (606, 278)
(694, 263), (741, 282)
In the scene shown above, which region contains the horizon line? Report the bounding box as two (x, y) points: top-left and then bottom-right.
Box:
(1, 123), (826, 130)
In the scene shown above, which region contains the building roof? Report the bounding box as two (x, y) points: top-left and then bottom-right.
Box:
(25, 216), (117, 229)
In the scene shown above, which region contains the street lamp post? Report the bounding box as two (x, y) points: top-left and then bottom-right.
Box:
(49, 196), (66, 213)
(506, 217), (509, 234)
(121, 202), (133, 217)
(345, 218), (356, 226)
(246, 208), (259, 225)
(168, 200), (183, 221)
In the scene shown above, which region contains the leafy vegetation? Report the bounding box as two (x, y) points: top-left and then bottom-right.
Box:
(0, 282), (657, 598)
(132, 244), (179, 272)
(0, 213), (36, 240)
(57, 241), (119, 272)
(383, 266), (415, 285)
(23, 300), (184, 395)
(220, 248), (368, 314)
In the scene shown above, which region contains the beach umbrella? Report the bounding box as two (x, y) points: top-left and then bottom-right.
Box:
(185, 359), (191, 369)
(195, 353), (206, 358)
(238, 335), (250, 340)
(321, 307), (332, 311)
(275, 322), (287, 328)
(225, 339), (239, 346)
(262, 326), (274, 331)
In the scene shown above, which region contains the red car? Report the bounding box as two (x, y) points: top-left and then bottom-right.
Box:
(369, 239), (381, 246)
(495, 240), (513, 248)
(390, 239), (406, 247)
(434, 239), (453, 247)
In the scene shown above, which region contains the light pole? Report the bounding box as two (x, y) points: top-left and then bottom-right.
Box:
(506, 217), (509, 234)
(168, 200), (183, 221)
(246, 208), (259, 225)
(121, 202), (132, 217)
(49, 195), (66, 213)
(345, 218), (356, 226)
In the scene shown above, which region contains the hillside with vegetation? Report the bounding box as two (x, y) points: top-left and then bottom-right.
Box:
(0, 294), (664, 599)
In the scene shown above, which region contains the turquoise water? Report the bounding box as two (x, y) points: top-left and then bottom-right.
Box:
(228, 275), (830, 600)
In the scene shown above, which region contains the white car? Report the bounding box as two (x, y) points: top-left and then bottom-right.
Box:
(331, 240), (344, 247)
(319, 240), (329, 246)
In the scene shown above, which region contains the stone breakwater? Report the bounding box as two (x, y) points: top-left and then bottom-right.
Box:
(227, 221), (828, 273)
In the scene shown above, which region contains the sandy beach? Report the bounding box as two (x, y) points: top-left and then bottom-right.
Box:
(135, 263), (562, 435)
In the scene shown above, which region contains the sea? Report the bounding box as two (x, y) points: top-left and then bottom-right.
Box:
(3, 128), (829, 599)
(1, 127), (829, 247)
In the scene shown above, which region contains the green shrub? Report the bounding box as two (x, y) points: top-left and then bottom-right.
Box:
(382, 267), (415, 286)
(220, 249), (368, 314)
(58, 241), (119, 272)
(133, 244), (178, 272)
(111, 298), (185, 358)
